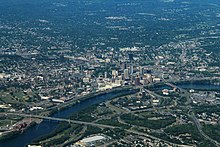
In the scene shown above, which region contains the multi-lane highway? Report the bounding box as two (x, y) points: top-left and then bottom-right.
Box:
(166, 83), (220, 147)
(189, 112), (220, 147)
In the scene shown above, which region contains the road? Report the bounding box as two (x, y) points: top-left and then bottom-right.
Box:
(44, 86), (136, 112)
(124, 129), (194, 147)
(189, 112), (220, 147)
(166, 83), (220, 147)
(0, 112), (117, 129)
(1, 112), (193, 147)
(143, 88), (167, 99)
(166, 82), (192, 105)
(117, 116), (194, 147)
(105, 100), (128, 114)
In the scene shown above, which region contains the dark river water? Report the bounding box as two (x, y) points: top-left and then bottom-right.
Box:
(177, 83), (220, 90)
(0, 90), (135, 147)
(1, 83), (220, 147)
(154, 83), (220, 91)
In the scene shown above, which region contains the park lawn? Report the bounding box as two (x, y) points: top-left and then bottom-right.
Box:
(0, 91), (17, 104)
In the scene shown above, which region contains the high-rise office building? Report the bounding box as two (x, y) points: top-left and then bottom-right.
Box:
(112, 70), (118, 78)
(121, 62), (127, 70)
(128, 53), (134, 61)
(104, 72), (107, 79)
(135, 76), (141, 86)
(140, 66), (144, 75)
(130, 64), (134, 75)
(124, 69), (129, 79)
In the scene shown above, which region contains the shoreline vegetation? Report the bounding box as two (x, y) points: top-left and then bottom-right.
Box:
(0, 78), (219, 144)
(0, 86), (138, 143)
(45, 86), (137, 116)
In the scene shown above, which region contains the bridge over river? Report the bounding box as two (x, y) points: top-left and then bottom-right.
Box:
(0, 112), (117, 129)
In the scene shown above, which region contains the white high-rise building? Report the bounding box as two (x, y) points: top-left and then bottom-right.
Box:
(104, 72), (107, 79)
(124, 69), (129, 79)
(112, 70), (118, 78)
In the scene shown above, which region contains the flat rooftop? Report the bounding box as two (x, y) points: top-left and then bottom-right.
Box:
(81, 135), (105, 143)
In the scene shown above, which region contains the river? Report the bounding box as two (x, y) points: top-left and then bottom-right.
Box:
(177, 83), (220, 90)
(1, 83), (220, 147)
(0, 89), (135, 147)
(153, 83), (220, 91)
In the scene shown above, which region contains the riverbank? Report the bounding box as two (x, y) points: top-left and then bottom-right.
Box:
(146, 78), (220, 91)
(25, 80), (220, 147)
(1, 78), (219, 147)
(0, 86), (138, 146)
(0, 120), (37, 143)
(43, 86), (137, 116)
